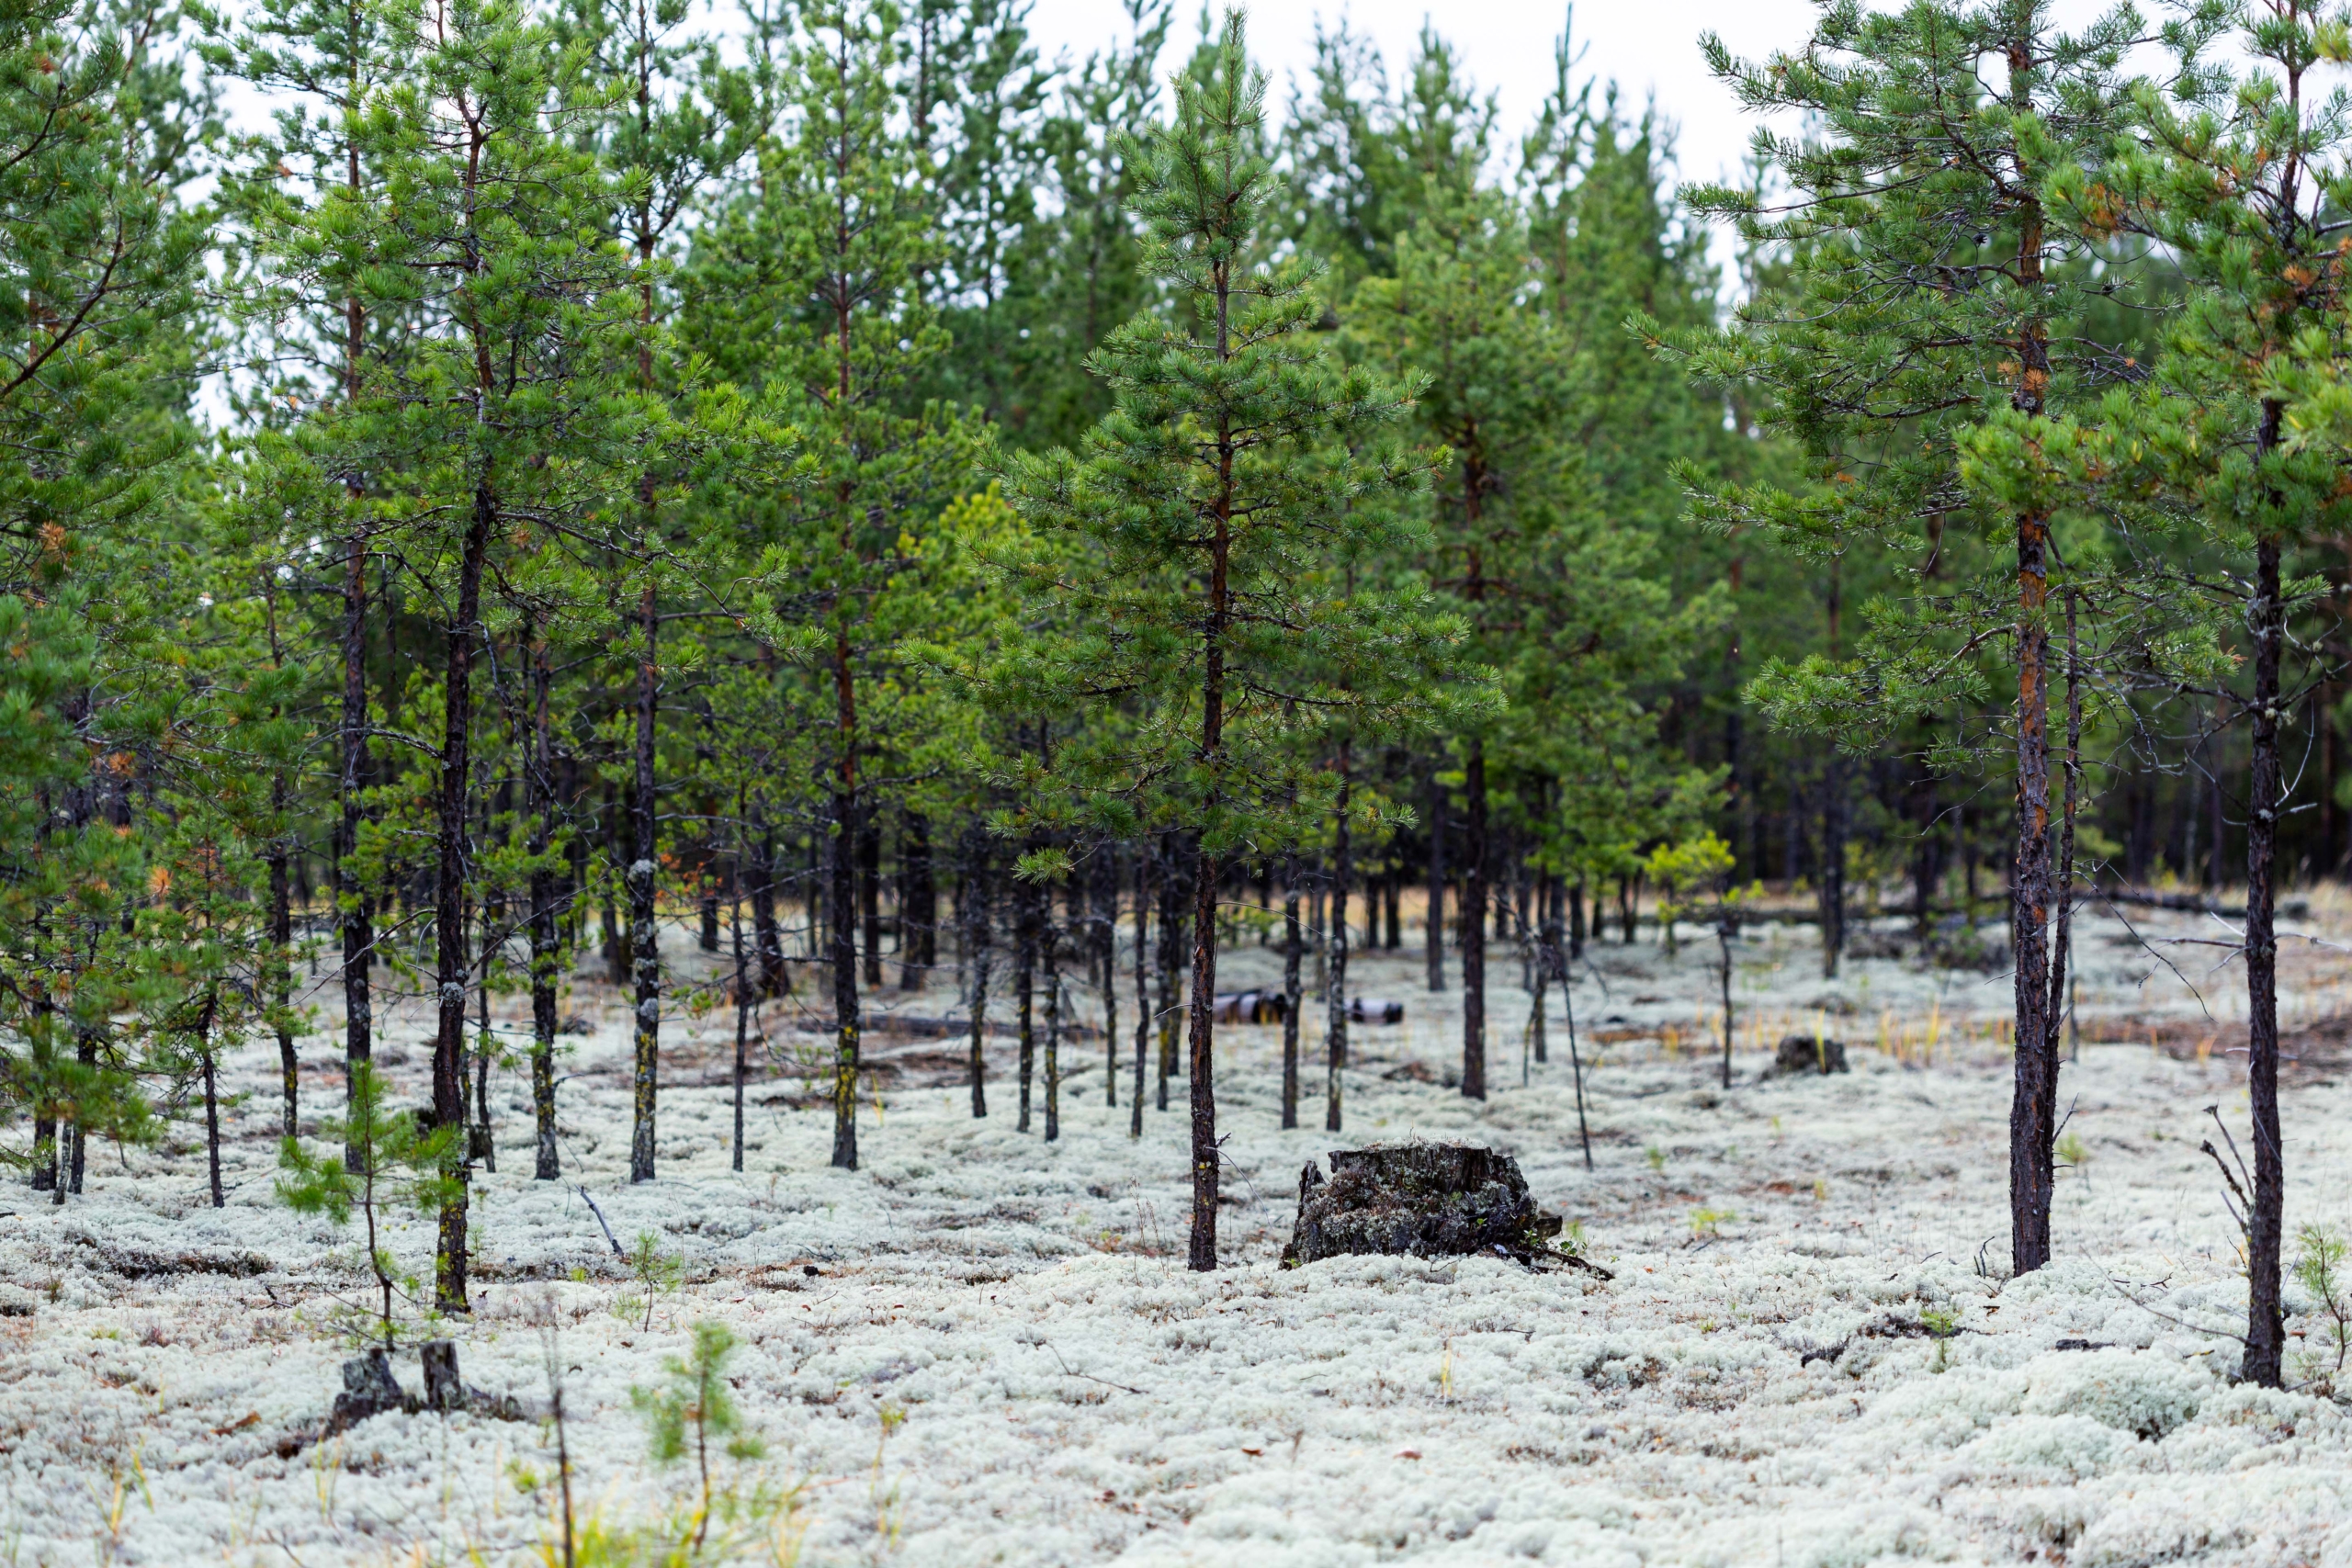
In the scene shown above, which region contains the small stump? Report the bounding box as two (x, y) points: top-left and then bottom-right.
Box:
(1770, 1034), (1849, 1076)
(327, 1348), (407, 1434)
(1283, 1143), (1561, 1265)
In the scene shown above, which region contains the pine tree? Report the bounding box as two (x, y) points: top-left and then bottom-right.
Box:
(999, 14), (1466, 1270)
(1674, 0), (2148, 1275)
(206, 0), (410, 1179)
(563, 0), (752, 1186)
(0, 0), (208, 1196)
(1351, 178), (1564, 1103)
(318, 0), (646, 1308)
(691, 0), (982, 1171)
(2047, 0), (2352, 1383)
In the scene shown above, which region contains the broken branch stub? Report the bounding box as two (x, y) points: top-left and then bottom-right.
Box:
(1283, 1143), (1591, 1270)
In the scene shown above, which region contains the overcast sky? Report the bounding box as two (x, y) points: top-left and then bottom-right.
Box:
(1024, 1), (1815, 193)
(1024, 1), (2136, 194)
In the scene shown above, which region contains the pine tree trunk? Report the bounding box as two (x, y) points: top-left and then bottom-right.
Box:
(2244, 457), (2288, 1385)
(899, 812), (933, 990)
(964, 834), (989, 1119)
(1102, 850), (1119, 1107)
(750, 809), (784, 998)
(29, 1101), (52, 1191)
(1819, 759), (1846, 978)
(1186, 840), (1221, 1271)
(65, 1028), (91, 1194)
(202, 1047), (222, 1210)
(859, 814), (882, 987)
(1327, 761), (1351, 1133)
(1461, 737), (1487, 1100)
(828, 637), (862, 1169)
(1043, 924), (1060, 1143)
(1130, 844), (1149, 1137)
(339, 538), (375, 1174)
(528, 630), (560, 1181)
(1425, 768), (1446, 992)
(431, 478), (492, 1314)
(270, 772), (296, 1138)
(731, 885), (750, 1174)
(628, 584), (660, 1184)
(1015, 872), (1035, 1134)
(2009, 502), (2057, 1277)
(1281, 852), (1301, 1131)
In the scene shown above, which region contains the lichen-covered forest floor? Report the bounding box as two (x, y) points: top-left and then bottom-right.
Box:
(7, 897), (2352, 1566)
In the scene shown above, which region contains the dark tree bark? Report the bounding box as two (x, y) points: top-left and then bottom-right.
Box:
(2244, 415), (2289, 1387)
(1042, 923), (1060, 1143)
(468, 929), (494, 1172)
(2008, 505), (2057, 1277)
(269, 786), (296, 1137)
(859, 812), (882, 987)
(64, 1023), (94, 1193)
(1015, 867), (1036, 1134)
(1185, 840), (1221, 1271)
(339, 537), (375, 1173)
(1461, 737), (1487, 1100)
(731, 877), (751, 1173)
(1100, 848), (1118, 1107)
(526, 628), (560, 1181)
(198, 990), (222, 1210)
(963, 831), (989, 1119)
(899, 812), (933, 990)
(1327, 759), (1351, 1132)
(1281, 852), (1301, 1131)
(1425, 768), (1446, 992)
(749, 808), (784, 998)
(828, 636), (862, 1171)
(430, 477), (493, 1314)
(628, 585), (661, 1184)
(1818, 759), (1847, 978)
(1130, 843), (1150, 1137)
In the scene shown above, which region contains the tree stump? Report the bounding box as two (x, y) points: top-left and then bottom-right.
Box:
(1282, 1142), (1562, 1265)
(421, 1339), (469, 1413)
(327, 1348), (408, 1434)
(1770, 1034), (1849, 1077)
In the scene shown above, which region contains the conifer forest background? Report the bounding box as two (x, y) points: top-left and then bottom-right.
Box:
(15, 0), (2352, 1559)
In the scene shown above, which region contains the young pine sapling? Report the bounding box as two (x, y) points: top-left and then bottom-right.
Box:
(632, 1321), (764, 1550)
(277, 1060), (461, 1348)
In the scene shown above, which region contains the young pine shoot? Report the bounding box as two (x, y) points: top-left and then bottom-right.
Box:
(632, 1322), (764, 1550)
(276, 1060), (460, 1348)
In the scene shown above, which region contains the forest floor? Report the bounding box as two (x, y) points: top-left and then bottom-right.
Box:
(7, 894), (2352, 1566)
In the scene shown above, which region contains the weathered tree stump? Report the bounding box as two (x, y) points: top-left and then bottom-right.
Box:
(1282, 1143), (1586, 1268)
(1769, 1034), (1849, 1076)
(421, 1339), (468, 1413)
(327, 1348), (408, 1434)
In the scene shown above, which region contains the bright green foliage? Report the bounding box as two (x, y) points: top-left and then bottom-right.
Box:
(0, 0), (210, 1189)
(277, 1059), (462, 1348)
(1671, 0), (2153, 737)
(1001, 14), (1462, 861)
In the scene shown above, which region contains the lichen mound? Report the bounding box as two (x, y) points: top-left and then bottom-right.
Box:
(1283, 1142), (1559, 1265)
